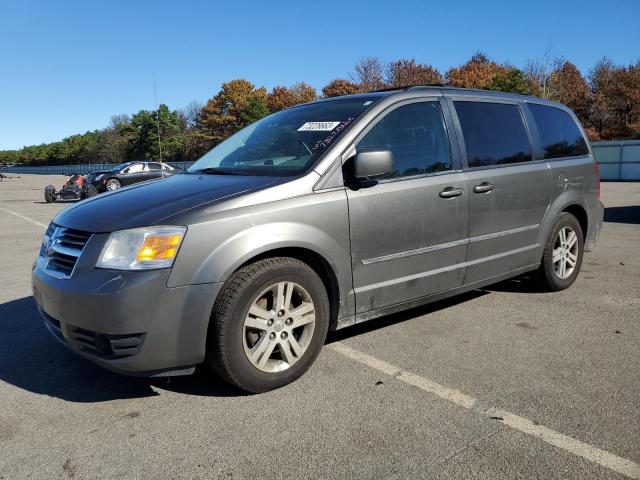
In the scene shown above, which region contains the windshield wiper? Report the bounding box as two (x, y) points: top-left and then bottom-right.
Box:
(191, 167), (247, 175)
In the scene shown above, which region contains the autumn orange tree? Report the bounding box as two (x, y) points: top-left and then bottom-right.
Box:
(267, 82), (318, 112)
(386, 59), (442, 88)
(548, 61), (592, 122)
(601, 61), (640, 138)
(199, 79), (269, 145)
(321, 79), (362, 98)
(3, 53), (640, 167)
(446, 52), (509, 88)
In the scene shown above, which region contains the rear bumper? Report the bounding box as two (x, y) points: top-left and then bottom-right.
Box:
(585, 200), (604, 251)
(32, 259), (222, 376)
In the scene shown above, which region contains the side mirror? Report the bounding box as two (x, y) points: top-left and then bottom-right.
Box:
(353, 149), (394, 181)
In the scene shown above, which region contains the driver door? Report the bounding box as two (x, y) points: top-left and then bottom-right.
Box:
(346, 99), (469, 316)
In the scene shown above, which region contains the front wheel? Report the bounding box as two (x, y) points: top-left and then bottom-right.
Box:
(44, 185), (56, 203)
(105, 178), (121, 191)
(534, 212), (584, 291)
(207, 257), (330, 393)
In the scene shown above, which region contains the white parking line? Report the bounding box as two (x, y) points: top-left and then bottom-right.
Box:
(329, 342), (640, 479)
(0, 207), (48, 229)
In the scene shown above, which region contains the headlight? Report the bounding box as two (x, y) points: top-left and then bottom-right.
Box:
(95, 174), (104, 182)
(39, 223), (56, 257)
(96, 226), (186, 270)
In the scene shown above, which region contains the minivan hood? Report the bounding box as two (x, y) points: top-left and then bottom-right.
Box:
(54, 173), (283, 232)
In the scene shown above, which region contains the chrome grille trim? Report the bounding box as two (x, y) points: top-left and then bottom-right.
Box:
(42, 225), (92, 279)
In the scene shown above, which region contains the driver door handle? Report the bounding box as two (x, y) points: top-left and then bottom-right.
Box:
(439, 187), (464, 198)
(473, 182), (494, 193)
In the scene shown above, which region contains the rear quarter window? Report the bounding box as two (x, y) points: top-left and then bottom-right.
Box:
(454, 101), (532, 168)
(528, 104), (589, 159)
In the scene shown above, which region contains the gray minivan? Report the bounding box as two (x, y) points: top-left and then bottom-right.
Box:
(32, 86), (604, 393)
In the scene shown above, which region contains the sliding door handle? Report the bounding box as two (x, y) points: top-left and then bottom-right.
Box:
(473, 182), (494, 193)
(439, 187), (464, 198)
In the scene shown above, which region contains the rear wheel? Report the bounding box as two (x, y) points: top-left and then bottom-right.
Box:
(534, 212), (584, 291)
(207, 257), (329, 393)
(105, 178), (121, 191)
(44, 185), (56, 203)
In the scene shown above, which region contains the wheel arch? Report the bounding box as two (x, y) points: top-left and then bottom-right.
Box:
(235, 247), (341, 330)
(538, 191), (590, 255)
(561, 203), (588, 239)
(168, 221), (353, 327)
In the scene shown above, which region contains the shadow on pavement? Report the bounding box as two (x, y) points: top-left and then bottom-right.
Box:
(3, 286), (526, 400)
(604, 205), (640, 225)
(0, 296), (244, 402)
(478, 274), (544, 294)
(327, 290), (489, 343)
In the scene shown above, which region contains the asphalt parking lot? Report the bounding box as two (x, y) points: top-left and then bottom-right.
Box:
(0, 174), (638, 479)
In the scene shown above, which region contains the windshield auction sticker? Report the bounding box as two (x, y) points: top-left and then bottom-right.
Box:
(297, 121), (341, 132)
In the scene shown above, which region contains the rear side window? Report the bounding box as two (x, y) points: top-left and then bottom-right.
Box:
(528, 104), (589, 159)
(357, 101), (452, 179)
(147, 163), (162, 170)
(454, 101), (532, 168)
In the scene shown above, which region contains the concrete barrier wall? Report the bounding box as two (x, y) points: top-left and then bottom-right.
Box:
(1, 162), (195, 176)
(591, 140), (640, 181)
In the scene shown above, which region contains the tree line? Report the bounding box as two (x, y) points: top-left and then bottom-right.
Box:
(1, 52), (638, 166)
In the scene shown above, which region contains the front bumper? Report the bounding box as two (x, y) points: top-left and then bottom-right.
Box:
(32, 259), (221, 376)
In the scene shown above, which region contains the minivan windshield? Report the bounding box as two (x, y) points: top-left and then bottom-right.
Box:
(188, 97), (382, 176)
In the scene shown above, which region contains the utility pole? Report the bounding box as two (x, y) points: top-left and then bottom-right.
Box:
(153, 72), (163, 162)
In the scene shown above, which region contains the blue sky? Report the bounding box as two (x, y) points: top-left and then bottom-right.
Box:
(1, 0), (638, 150)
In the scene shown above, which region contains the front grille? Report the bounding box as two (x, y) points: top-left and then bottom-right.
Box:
(70, 327), (145, 359)
(43, 225), (92, 278)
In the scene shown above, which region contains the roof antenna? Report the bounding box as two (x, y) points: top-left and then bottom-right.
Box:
(153, 72), (163, 162)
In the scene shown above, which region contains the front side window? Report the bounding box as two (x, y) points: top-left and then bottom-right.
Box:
(454, 101), (532, 168)
(125, 163), (145, 174)
(528, 104), (589, 159)
(189, 97), (383, 176)
(356, 101), (452, 179)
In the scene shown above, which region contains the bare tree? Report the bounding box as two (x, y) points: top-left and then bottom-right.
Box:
(524, 45), (563, 99)
(351, 57), (385, 91)
(178, 101), (204, 129)
(109, 114), (130, 129)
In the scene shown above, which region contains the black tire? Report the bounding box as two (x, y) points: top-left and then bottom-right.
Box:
(83, 184), (98, 198)
(207, 257), (330, 393)
(44, 185), (56, 203)
(534, 212), (584, 292)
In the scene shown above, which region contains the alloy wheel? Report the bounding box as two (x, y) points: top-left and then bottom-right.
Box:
(553, 226), (579, 279)
(106, 179), (121, 191)
(242, 281), (316, 373)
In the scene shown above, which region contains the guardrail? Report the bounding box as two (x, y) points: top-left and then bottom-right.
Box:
(1, 141), (639, 180)
(590, 140), (640, 181)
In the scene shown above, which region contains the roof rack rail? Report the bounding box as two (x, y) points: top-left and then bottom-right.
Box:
(371, 81), (451, 93)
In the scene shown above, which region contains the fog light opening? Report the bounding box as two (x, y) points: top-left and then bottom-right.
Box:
(94, 334), (114, 357)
